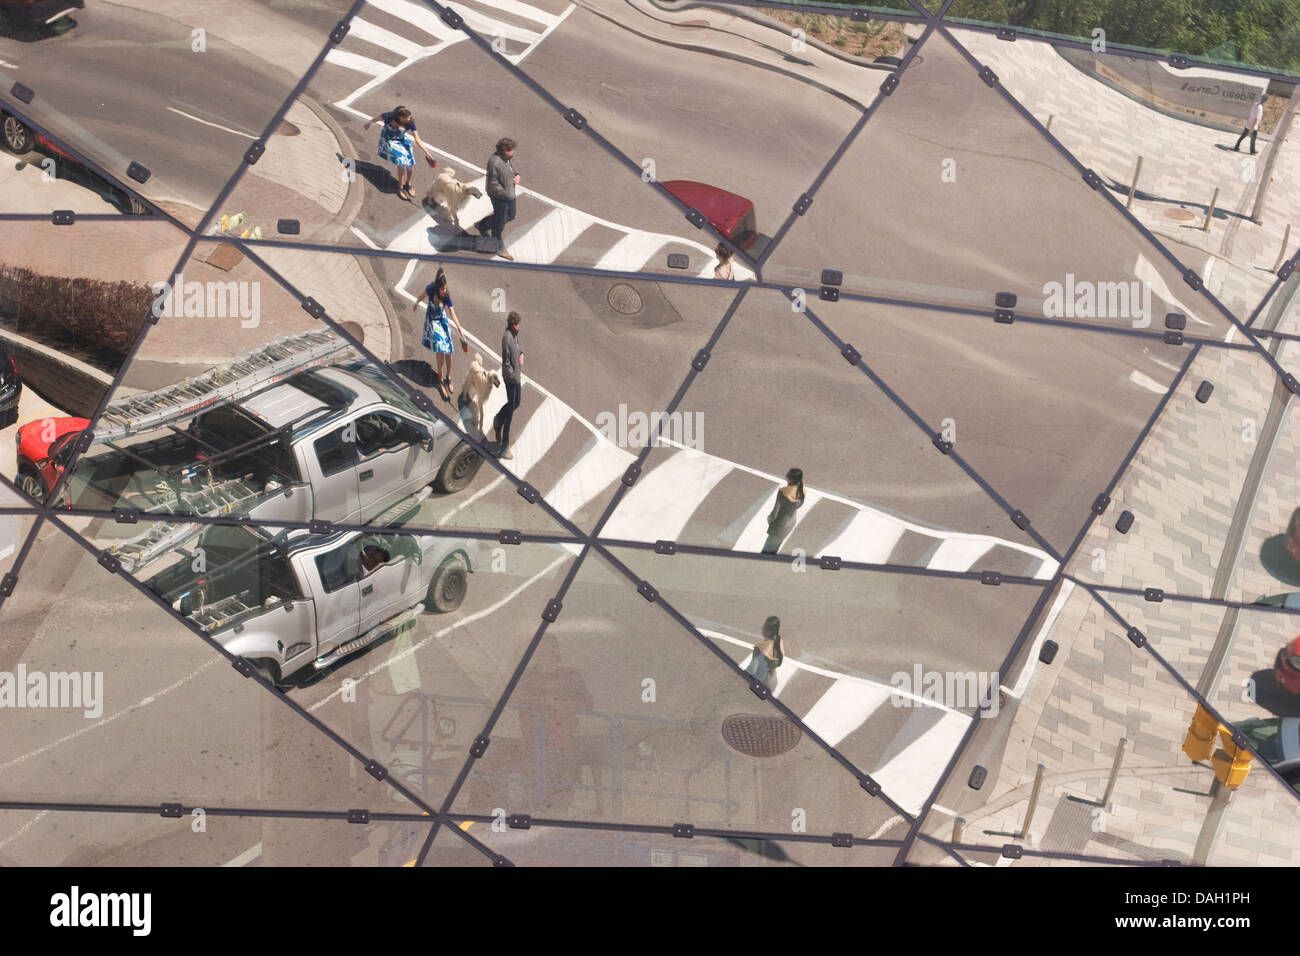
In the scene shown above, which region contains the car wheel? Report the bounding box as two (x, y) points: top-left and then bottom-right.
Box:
(2, 114), (35, 155)
(250, 658), (283, 688)
(427, 552), (468, 613)
(433, 440), (483, 494)
(16, 467), (45, 501)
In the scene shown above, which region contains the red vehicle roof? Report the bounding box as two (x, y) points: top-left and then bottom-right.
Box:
(662, 180), (754, 236)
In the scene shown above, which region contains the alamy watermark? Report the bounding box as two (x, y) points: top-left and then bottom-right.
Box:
(0, 665), (103, 718)
(151, 272), (261, 328)
(1042, 273), (1152, 328)
(890, 665), (1000, 716)
(595, 403), (703, 453)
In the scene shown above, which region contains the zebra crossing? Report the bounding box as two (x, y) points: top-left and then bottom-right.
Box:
(323, 0), (574, 113)
(383, 158), (748, 277)
(703, 628), (972, 816)
(395, 279), (1059, 578)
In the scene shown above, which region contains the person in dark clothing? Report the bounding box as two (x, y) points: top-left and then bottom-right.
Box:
(744, 616), (786, 690)
(473, 137), (520, 261)
(761, 468), (805, 554)
(492, 311), (524, 460)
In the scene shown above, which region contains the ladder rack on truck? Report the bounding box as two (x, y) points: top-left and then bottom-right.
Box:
(95, 330), (354, 443)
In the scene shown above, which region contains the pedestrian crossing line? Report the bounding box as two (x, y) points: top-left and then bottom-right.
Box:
(602, 449), (734, 542)
(732, 486), (826, 553)
(818, 510), (906, 565)
(346, 17), (426, 59)
(324, 48), (395, 77)
(365, 0), (465, 43)
(595, 231), (676, 274)
(493, 392), (571, 478)
(509, 207), (596, 265)
(452, 5), (543, 44)
(504, 2), (575, 65)
(456, 0), (561, 28)
(926, 537), (995, 574)
(653, 435), (1053, 576)
(800, 680), (895, 748)
(544, 438), (635, 520)
(383, 145), (751, 278)
(870, 710), (971, 815)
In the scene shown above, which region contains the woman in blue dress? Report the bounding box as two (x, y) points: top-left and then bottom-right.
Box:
(365, 105), (436, 200)
(413, 268), (467, 402)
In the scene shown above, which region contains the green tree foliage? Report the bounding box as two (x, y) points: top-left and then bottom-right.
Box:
(947, 0), (1300, 71)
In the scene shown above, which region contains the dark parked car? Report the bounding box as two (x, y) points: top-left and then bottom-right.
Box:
(1235, 717), (1300, 791)
(1, 109), (149, 214)
(0, 0), (83, 28)
(0, 344), (21, 427)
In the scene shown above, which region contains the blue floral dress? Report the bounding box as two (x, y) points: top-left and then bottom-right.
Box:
(422, 288), (454, 354)
(377, 113), (416, 167)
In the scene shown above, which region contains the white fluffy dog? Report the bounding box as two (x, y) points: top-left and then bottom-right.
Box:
(458, 353), (500, 435)
(426, 167), (483, 229)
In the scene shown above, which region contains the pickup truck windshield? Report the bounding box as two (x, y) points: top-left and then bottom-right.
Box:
(348, 364), (423, 419)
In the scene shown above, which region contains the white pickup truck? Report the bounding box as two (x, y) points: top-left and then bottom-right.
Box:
(69, 360), (486, 531)
(146, 523), (480, 685)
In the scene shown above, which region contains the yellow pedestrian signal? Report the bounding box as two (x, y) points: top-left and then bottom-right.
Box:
(1211, 727), (1253, 789)
(1182, 704), (1218, 762)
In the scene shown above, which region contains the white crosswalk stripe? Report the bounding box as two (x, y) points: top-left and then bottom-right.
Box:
(365, 0), (466, 43)
(704, 628), (972, 815)
(324, 48), (395, 77)
(346, 17), (425, 59)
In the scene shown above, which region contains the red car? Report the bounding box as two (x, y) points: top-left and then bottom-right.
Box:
(1275, 634), (1300, 695)
(15, 415), (89, 501)
(662, 180), (758, 252)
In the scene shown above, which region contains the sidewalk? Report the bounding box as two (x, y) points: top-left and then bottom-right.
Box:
(955, 30), (1295, 327)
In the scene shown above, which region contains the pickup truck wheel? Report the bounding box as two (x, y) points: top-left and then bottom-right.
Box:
(434, 441), (484, 494)
(16, 467), (45, 501)
(427, 553), (468, 613)
(251, 659), (282, 688)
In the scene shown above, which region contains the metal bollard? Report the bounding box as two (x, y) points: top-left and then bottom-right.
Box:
(1273, 223), (1292, 272)
(952, 816), (965, 844)
(1126, 156), (1143, 209)
(1202, 187), (1220, 231)
(1018, 763), (1045, 840)
(1101, 736), (1128, 809)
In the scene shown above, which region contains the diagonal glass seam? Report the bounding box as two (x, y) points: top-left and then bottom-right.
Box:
(586, 287), (750, 540)
(23, 507), (466, 826)
(1081, 580), (1300, 616)
(800, 299), (1064, 560)
(588, 539), (928, 825)
(1079, 580), (1300, 808)
(889, 573), (1061, 864)
(0, 512), (45, 614)
(755, 22), (939, 270)
(935, 23), (1295, 386)
(0, 800), (437, 823)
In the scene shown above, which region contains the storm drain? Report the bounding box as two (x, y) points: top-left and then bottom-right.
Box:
(721, 713), (802, 758)
(1164, 208), (1196, 221)
(607, 282), (644, 315)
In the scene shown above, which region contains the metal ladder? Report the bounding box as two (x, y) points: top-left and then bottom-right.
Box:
(95, 330), (354, 442)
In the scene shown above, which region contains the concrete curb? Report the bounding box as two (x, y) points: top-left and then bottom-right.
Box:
(578, 0), (874, 111)
(0, 326), (113, 418)
(290, 96), (402, 362)
(648, 0), (902, 70)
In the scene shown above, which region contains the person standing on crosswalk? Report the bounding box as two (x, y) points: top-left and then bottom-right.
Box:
(413, 267), (468, 402)
(744, 616), (785, 690)
(475, 137), (521, 261)
(761, 468), (805, 554)
(365, 105), (437, 201)
(492, 311), (524, 460)
(1233, 94), (1268, 155)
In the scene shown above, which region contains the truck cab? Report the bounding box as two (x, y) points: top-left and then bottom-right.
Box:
(146, 524), (477, 686)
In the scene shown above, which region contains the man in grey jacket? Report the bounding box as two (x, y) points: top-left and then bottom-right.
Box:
(474, 137), (520, 261)
(492, 311), (524, 459)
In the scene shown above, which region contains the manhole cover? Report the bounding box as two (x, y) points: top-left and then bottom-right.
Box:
(721, 713), (802, 757)
(339, 321), (364, 344)
(607, 282), (644, 315)
(1165, 208), (1197, 221)
(276, 120), (300, 137)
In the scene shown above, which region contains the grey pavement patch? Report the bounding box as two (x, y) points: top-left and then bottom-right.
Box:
(1039, 796), (1093, 854)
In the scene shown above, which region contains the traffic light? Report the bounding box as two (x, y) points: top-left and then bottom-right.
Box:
(1183, 704), (1218, 762)
(1211, 727), (1253, 789)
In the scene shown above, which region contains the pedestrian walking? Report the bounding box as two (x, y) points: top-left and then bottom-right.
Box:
(365, 105), (438, 200)
(491, 311), (524, 460)
(474, 137), (520, 261)
(743, 616), (785, 690)
(413, 267), (468, 402)
(714, 242), (734, 280)
(761, 468), (805, 554)
(1233, 94), (1268, 155)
